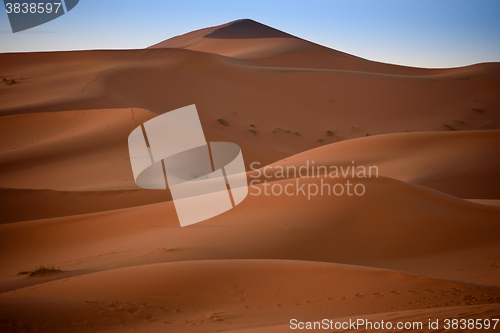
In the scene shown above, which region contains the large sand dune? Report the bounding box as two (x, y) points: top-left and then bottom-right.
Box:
(1, 19), (499, 332)
(1, 260), (499, 333)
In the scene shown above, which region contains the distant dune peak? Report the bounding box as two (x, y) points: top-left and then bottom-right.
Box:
(204, 19), (297, 39)
(148, 19), (301, 51)
(149, 18), (452, 69)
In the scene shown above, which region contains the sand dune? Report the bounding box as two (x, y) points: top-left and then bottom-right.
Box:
(0, 187), (170, 224)
(2, 124), (498, 225)
(1, 260), (499, 333)
(251, 130), (500, 199)
(0, 108), (286, 191)
(0, 108), (155, 191)
(149, 19), (312, 61)
(150, 19), (468, 75)
(1, 18), (500, 333)
(1, 39), (499, 158)
(2, 176), (499, 286)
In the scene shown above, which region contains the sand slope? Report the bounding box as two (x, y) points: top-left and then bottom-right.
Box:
(2, 176), (499, 285)
(0, 108), (286, 191)
(1, 39), (499, 157)
(1, 260), (499, 333)
(2, 123), (498, 225)
(150, 19), (464, 75)
(251, 130), (500, 199)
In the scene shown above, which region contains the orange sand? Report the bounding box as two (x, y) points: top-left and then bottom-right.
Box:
(0, 19), (499, 332)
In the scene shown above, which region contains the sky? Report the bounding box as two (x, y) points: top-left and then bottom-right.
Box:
(1, 0), (499, 68)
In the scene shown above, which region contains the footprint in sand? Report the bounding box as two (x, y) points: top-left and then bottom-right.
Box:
(355, 293), (364, 297)
(158, 306), (169, 312)
(390, 290), (400, 295)
(372, 292), (383, 297)
(339, 296), (347, 300)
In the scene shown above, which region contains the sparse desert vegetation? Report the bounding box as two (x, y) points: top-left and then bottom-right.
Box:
(18, 264), (61, 278)
(481, 121), (496, 129)
(218, 118), (229, 126)
(3, 78), (17, 86)
(443, 123), (457, 131)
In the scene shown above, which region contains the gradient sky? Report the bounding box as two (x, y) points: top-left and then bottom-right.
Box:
(1, 0), (499, 68)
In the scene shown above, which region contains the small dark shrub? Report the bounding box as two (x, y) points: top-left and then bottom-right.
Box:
(218, 118), (229, 126)
(443, 123), (457, 131)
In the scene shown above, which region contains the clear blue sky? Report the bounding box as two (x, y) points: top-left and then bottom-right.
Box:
(1, 0), (499, 68)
